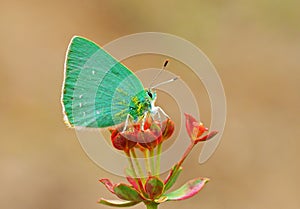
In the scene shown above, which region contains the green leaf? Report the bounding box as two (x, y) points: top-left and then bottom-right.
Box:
(164, 164), (183, 191)
(98, 198), (140, 207)
(145, 176), (164, 199)
(163, 178), (209, 201)
(114, 183), (143, 202)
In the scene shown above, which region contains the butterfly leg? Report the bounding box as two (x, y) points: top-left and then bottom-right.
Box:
(150, 106), (159, 121)
(150, 106), (168, 125)
(141, 111), (149, 131)
(122, 114), (133, 132)
(158, 106), (170, 118)
(153, 106), (170, 120)
(157, 110), (162, 122)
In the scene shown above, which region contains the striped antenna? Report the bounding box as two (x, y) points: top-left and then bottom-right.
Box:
(149, 60), (169, 89)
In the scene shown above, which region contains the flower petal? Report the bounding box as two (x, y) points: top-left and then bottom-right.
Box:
(137, 131), (159, 149)
(163, 178), (209, 201)
(195, 130), (218, 144)
(184, 113), (198, 139)
(126, 176), (140, 191)
(145, 176), (164, 199)
(98, 198), (140, 207)
(194, 123), (208, 138)
(161, 118), (175, 142)
(111, 133), (128, 150)
(113, 183), (144, 202)
(111, 131), (137, 151)
(154, 196), (168, 203)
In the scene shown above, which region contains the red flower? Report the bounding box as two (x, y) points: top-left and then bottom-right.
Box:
(110, 128), (137, 152)
(161, 118), (175, 142)
(184, 113), (218, 144)
(137, 117), (162, 149)
(110, 116), (175, 151)
(99, 114), (217, 208)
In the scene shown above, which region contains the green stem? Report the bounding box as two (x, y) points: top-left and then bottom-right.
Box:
(155, 143), (162, 176)
(131, 149), (145, 180)
(125, 151), (137, 178)
(149, 148), (155, 175)
(177, 142), (195, 168)
(146, 202), (158, 209)
(126, 150), (145, 193)
(144, 149), (151, 175)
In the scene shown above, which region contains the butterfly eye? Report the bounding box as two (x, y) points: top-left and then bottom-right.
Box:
(147, 91), (153, 98)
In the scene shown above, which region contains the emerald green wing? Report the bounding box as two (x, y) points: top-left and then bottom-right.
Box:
(62, 36), (145, 128)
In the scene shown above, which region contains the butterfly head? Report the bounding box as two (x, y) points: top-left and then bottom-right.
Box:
(146, 89), (157, 103)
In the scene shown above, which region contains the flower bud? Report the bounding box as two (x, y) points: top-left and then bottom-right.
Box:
(161, 118), (175, 142)
(111, 129), (137, 151)
(138, 122), (161, 149)
(184, 113), (217, 143)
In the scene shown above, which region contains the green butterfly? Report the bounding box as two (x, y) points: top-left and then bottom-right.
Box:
(61, 36), (173, 128)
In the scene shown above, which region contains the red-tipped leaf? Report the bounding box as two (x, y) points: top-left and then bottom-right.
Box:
(145, 176), (164, 199)
(113, 183), (144, 202)
(99, 178), (115, 194)
(163, 178), (209, 201)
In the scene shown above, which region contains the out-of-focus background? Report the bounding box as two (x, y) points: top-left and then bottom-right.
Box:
(1, 0), (299, 209)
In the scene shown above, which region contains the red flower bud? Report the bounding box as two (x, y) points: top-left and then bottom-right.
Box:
(194, 130), (219, 145)
(161, 118), (175, 142)
(109, 115), (175, 151)
(138, 121), (162, 149)
(110, 127), (137, 152)
(184, 113), (217, 143)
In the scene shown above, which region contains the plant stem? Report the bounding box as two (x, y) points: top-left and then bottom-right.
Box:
(146, 202), (158, 209)
(131, 149), (145, 180)
(177, 142), (195, 168)
(149, 148), (155, 175)
(144, 149), (151, 175)
(155, 143), (162, 176)
(125, 151), (137, 178)
(126, 150), (145, 193)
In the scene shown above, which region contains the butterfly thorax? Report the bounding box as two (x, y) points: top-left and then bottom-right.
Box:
(129, 89), (156, 120)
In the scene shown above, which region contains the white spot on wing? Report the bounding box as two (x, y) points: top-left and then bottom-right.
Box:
(92, 70), (95, 75)
(64, 115), (68, 122)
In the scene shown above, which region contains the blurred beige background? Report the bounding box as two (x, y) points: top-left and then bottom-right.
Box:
(1, 0), (299, 209)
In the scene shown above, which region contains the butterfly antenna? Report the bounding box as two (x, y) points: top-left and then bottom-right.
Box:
(149, 59), (169, 89)
(151, 76), (179, 89)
